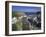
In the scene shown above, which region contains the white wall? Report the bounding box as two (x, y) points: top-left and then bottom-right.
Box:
(0, 0), (46, 37)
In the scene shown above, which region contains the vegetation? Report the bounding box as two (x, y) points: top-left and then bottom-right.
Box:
(12, 11), (41, 31)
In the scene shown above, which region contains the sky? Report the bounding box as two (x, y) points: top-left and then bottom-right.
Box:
(12, 6), (41, 13)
